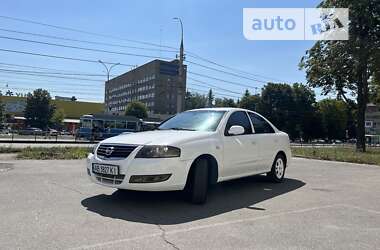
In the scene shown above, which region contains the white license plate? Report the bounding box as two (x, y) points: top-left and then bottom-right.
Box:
(92, 164), (119, 175)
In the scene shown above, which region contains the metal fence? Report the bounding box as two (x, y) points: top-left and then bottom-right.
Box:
(0, 131), (86, 143)
(291, 142), (380, 148)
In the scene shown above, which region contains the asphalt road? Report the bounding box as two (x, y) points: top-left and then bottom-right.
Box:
(0, 158), (379, 250)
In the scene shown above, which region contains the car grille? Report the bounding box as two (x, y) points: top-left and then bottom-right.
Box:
(94, 172), (125, 185)
(96, 144), (137, 159)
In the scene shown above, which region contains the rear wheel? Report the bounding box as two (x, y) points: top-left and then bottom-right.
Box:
(267, 154), (286, 182)
(185, 158), (209, 204)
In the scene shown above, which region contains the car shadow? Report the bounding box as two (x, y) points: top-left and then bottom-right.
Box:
(81, 175), (305, 225)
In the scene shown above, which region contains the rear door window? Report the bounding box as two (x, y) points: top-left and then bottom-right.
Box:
(248, 113), (275, 134)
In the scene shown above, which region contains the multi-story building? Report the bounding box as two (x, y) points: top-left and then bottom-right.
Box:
(105, 59), (186, 118)
(365, 103), (380, 135)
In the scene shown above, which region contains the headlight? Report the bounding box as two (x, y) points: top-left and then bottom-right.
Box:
(91, 143), (99, 154)
(135, 145), (181, 158)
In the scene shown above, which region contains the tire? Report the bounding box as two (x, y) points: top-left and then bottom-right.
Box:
(186, 158), (209, 204)
(267, 154), (286, 183)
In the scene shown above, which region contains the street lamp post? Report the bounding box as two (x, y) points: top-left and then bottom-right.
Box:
(173, 17), (185, 113)
(98, 60), (120, 82)
(98, 60), (120, 112)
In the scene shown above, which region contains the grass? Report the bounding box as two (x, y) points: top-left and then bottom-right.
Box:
(292, 146), (380, 166)
(0, 147), (22, 154)
(1, 145), (379, 164)
(0, 147), (91, 160)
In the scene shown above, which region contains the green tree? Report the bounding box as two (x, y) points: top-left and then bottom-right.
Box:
(317, 99), (348, 140)
(24, 89), (55, 129)
(292, 83), (319, 141)
(259, 83), (296, 137)
(300, 0), (380, 151)
(50, 108), (65, 129)
(214, 97), (237, 107)
(239, 90), (261, 111)
(256, 83), (319, 141)
(185, 91), (207, 110)
(125, 101), (148, 119)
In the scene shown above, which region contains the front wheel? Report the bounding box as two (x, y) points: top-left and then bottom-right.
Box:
(185, 158), (209, 204)
(267, 154), (286, 182)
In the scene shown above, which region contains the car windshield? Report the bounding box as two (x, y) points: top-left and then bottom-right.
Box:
(158, 110), (226, 132)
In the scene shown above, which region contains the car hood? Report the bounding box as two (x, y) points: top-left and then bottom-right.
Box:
(100, 130), (214, 146)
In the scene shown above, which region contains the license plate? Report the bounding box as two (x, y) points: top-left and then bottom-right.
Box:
(92, 163), (119, 175)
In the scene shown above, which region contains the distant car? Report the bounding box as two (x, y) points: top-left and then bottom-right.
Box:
(19, 127), (43, 136)
(48, 129), (59, 136)
(348, 138), (357, 144)
(314, 139), (326, 144)
(0, 129), (11, 135)
(87, 108), (291, 204)
(60, 130), (71, 135)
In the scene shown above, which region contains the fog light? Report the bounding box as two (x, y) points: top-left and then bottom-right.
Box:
(87, 168), (91, 176)
(129, 174), (171, 183)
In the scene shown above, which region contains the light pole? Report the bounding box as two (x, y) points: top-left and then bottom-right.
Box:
(98, 60), (120, 81)
(98, 60), (120, 112)
(173, 17), (185, 113)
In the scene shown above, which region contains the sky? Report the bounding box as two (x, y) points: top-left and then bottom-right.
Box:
(0, 0), (325, 102)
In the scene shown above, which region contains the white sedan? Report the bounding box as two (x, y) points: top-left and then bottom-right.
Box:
(87, 108), (291, 204)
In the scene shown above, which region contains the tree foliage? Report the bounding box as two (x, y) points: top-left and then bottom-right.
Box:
(292, 83), (320, 141)
(184, 85), (354, 141)
(299, 0), (380, 151)
(24, 89), (55, 129)
(214, 97), (237, 108)
(185, 91), (207, 110)
(125, 101), (148, 119)
(50, 108), (65, 128)
(317, 99), (348, 140)
(259, 83), (296, 136)
(238, 90), (261, 111)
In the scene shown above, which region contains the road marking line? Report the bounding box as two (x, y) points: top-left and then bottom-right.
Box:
(340, 204), (380, 214)
(67, 233), (163, 250)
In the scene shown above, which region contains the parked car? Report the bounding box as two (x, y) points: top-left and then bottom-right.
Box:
(48, 129), (59, 136)
(18, 127), (44, 136)
(87, 108), (291, 204)
(0, 128), (11, 135)
(333, 139), (343, 144)
(348, 138), (357, 144)
(312, 139), (326, 144)
(60, 130), (71, 135)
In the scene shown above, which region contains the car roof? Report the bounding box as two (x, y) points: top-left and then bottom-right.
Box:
(187, 107), (250, 112)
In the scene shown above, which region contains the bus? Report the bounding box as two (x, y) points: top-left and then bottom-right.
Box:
(77, 114), (141, 140)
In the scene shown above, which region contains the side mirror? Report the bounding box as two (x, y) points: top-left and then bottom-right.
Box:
(228, 125), (245, 136)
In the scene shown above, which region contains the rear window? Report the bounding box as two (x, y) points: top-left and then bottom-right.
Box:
(248, 113), (275, 134)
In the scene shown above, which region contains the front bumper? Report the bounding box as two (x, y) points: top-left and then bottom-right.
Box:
(86, 150), (192, 191)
